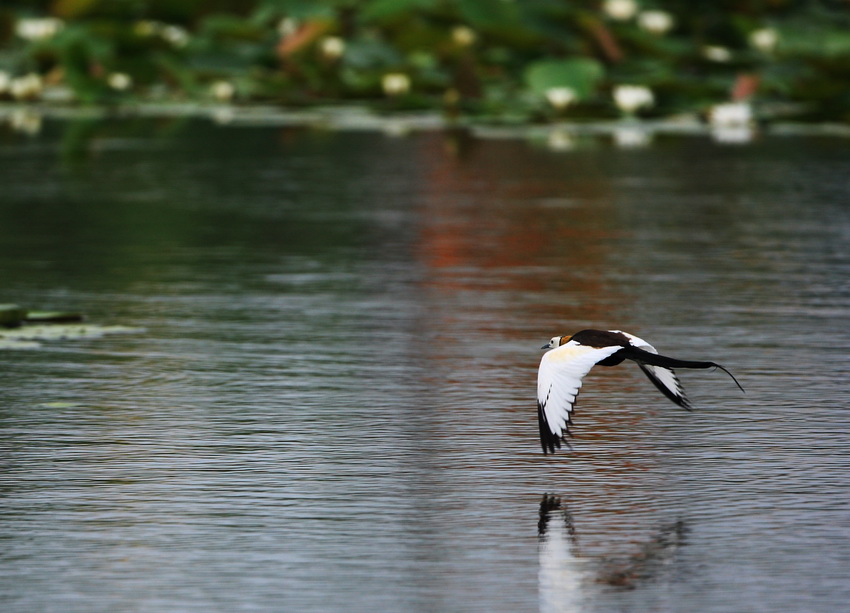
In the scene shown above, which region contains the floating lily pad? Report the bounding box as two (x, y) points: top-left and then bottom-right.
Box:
(0, 304), (26, 328)
(25, 311), (85, 323)
(0, 324), (144, 349)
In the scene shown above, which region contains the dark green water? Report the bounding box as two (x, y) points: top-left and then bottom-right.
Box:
(1, 119), (848, 612)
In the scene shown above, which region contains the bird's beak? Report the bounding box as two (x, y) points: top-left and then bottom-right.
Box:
(541, 343), (550, 349)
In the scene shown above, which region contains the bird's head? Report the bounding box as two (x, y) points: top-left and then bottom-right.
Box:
(541, 335), (569, 350)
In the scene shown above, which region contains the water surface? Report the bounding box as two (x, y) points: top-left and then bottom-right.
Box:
(1, 121), (848, 612)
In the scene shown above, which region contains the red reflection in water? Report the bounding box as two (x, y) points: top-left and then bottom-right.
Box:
(414, 134), (629, 326)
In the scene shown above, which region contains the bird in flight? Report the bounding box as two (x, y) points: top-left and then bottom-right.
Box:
(537, 329), (743, 454)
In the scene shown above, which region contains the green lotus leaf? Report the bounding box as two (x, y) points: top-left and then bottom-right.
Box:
(524, 58), (605, 100)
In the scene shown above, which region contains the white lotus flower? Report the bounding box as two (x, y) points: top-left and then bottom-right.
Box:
(545, 87), (577, 111)
(382, 73), (411, 97)
(278, 18), (299, 38)
(638, 10), (674, 35)
(750, 28), (778, 53)
(16, 17), (63, 41)
(161, 24), (189, 47)
(452, 26), (477, 47)
(603, 0), (638, 21)
(320, 36), (345, 60)
(9, 73), (43, 101)
(613, 84), (654, 115)
(703, 46), (732, 63)
(210, 80), (235, 102)
(108, 72), (132, 91)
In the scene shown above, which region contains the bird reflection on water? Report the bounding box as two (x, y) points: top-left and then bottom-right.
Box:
(538, 494), (687, 611)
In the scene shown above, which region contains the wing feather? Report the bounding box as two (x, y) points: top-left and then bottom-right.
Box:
(537, 342), (621, 453)
(613, 330), (690, 408)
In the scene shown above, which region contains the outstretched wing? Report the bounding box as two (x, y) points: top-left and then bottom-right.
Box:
(537, 342), (621, 454)
(612, 330), (690, 409)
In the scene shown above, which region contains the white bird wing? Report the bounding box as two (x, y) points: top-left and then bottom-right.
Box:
(612, 330), (690, 408)
(537, 342), (622, 453)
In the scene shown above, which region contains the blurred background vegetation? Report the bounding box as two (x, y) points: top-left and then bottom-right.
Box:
(1, 0), (849, 123)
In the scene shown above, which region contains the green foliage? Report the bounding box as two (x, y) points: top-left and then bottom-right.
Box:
(525, 58), (604, 100)
(1, 0), (849, 122)
(361, 0), (439, 22)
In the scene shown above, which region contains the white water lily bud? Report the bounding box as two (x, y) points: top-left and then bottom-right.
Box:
(452, 26), (477, 47)
(603, 0), (638, 21)
(703, 46), (732, 63)
(613, 84), (654, 114)
(320, 36), (345, 60)
(750, 28), (778, 53)
(210, 80), (235, 102)
(161, 24), (189, 47)
(16, 17), (63, 41)
(108, 73), (132, 91)
(10, 73), (43, 101)
(278, 18), (298, 38)
(382, 73), (411, 97)
(638, 10), (674, 35)
(545, 87), (577, 111)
